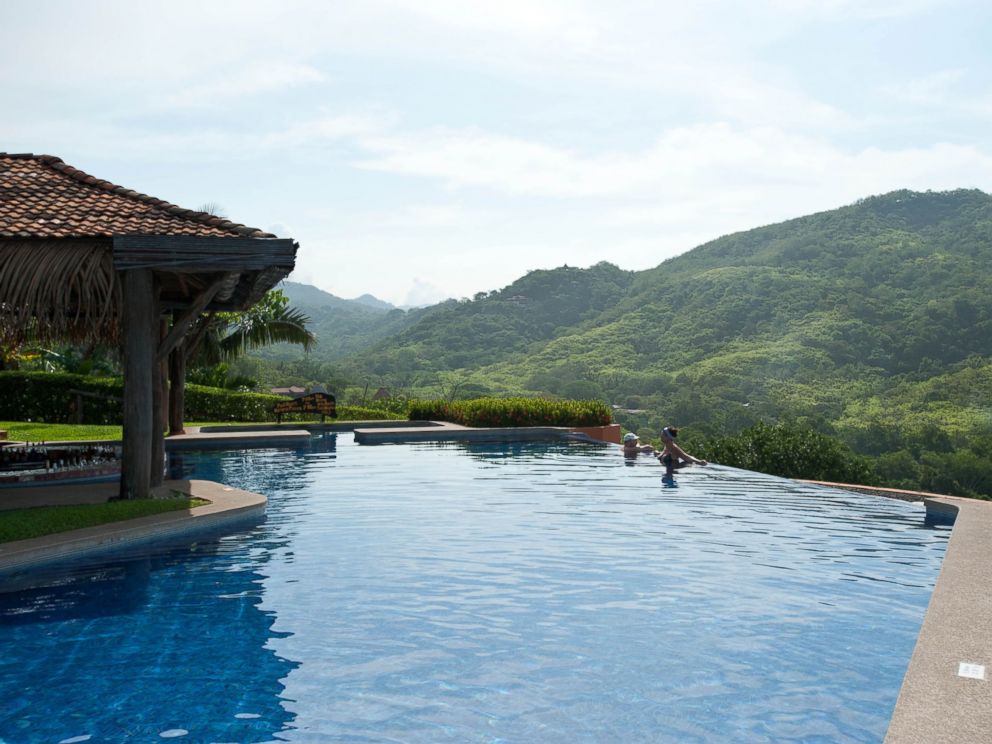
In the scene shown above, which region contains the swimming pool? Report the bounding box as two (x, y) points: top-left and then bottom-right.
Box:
(0, 435), (949, 742)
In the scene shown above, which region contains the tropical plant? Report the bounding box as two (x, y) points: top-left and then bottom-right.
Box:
(188, 289), (316, 367)
(696, 421), (874, 484)
(408, 397), (612, 428)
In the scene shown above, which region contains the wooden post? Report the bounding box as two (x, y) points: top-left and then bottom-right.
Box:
(168, 308), (187, 436)
(151, 315), (167, 487)
(159, 317), (169, 429)
(168, 346), (187, 435)
(120, 268), (156, 500)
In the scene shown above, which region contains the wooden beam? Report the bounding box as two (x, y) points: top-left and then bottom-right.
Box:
(119, 268), (156, 500)
(156, 273), (235, 362)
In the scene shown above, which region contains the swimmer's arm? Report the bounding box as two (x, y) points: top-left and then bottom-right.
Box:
(664, 440), (707, 465)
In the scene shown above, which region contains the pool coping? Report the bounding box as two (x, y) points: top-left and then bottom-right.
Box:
(354, 421), (568, 444)
(884, 495), (992, 743)
(0, 423), (988, 739)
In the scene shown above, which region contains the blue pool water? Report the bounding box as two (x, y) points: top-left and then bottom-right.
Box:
(0, 435), (949, 743)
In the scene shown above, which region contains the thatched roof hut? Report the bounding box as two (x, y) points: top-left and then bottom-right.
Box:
(0, 153), (298, 498)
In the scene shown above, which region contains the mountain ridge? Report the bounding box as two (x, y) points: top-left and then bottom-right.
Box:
(251, 188), (990, 443)
(237, 188), (992, 497)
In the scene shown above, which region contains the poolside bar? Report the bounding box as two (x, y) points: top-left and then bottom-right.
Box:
(0, 153), (297, 499)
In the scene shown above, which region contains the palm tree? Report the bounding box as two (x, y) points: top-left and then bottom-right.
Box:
(169, 289), (316, 433)
(189, 290), (315, 367)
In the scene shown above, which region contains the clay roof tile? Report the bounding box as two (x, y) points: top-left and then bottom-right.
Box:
(0, 153), (276, 240)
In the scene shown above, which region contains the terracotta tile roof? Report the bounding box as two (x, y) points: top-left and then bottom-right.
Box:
(0, 153), (275, 239)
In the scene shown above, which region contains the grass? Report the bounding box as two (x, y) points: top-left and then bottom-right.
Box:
(0, 412), (404, 443)
(0, 421), (122, 442)
(0, 498), (209, 544)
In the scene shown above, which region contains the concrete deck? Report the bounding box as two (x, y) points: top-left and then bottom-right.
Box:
(799, 479), (948, 503)
(354, 421), (562, 444)
(885, 495), (992, 743)
(353, 421), (620, 444)
(164, 425), (311, 449)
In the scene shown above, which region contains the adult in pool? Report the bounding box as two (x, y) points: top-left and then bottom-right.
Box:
(622, 432), (657, 457)
(657, 426), (707, 476)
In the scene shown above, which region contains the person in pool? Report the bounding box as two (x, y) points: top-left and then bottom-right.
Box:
(658, 426), (707, 476)
(622, 432), (657, 457)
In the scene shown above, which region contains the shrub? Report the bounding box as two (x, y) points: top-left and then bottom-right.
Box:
(0, 371), (122, 424)
(184, 384), (285, 421)
(408, 397), (612, 428)
(697, 421), (874, 484)
(0, 371), (401, 424)
(336, 405), (404, 421)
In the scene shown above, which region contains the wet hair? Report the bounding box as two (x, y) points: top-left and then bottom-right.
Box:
(666, 426), (679, 438)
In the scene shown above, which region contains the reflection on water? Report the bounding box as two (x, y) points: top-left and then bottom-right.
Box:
(0, 434), (949, 743)
(0, 528), (299, 742)
(0, 557), (151, 624)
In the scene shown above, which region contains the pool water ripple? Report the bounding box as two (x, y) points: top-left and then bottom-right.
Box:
(0, 435), (947, 743)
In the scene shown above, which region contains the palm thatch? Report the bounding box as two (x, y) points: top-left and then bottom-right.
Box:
(0, 240), (121, 346)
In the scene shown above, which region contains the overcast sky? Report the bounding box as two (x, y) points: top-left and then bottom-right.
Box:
(3, 1), (991, 306)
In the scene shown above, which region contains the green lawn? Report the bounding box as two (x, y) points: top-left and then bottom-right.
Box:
(1, 413), (403, 443)
(0, 421), (123, 442)
(0, 498), (209, 544)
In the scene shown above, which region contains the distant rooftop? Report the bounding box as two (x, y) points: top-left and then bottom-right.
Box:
(271, 386), (307, 396)
(0, 153), (274, 240)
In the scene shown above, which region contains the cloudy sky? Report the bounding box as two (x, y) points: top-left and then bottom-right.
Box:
(3, 1), (991, 306)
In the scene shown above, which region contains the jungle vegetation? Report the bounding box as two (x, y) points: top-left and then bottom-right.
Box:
(233, 189), (992, 497)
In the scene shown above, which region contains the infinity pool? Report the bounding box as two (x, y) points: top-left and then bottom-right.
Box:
(0, 435), (948, 742)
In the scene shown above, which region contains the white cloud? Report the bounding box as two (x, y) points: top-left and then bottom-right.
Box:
(766, 0), (947, 21)
(0, 113), (387, 162)
(161, 62), (325, 108)
(354, 122), (992, 202)
(403, 277), (450, 307)
(392, 0), (599, 39)
(265, 222), (295, 239)
(389, 204), (478, 227)
(2, 0), (987, 305)
(356, 129), (606, 197)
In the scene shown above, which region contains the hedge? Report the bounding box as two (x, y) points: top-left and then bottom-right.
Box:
(0, 371), (400, 424)
(0, 371), (123, 424)
(407, 397), (612, 428)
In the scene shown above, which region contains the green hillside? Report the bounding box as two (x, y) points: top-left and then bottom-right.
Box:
(239, 189), (992, 496)
(255, 281), (423, 362)
(472, 190), (992, 423)
(350, 261), (635, 375)
(343, 189), (989, 417)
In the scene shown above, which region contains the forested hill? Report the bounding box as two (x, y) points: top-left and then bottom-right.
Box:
(258, 281), (423, 361)
(342, 189), (991, 376)
(353, 261), (635, 371)
(322, 189), (992, 456)
(608, 188), (992, 376)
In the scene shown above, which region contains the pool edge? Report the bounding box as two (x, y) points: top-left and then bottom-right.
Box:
(885, 495), (992, 743)
(0, 479), (266, 575)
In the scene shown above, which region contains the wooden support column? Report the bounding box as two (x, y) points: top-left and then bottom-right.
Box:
(168, 341), (187, 436)
(120, 268), (156, 500)
(151, 315), (167, 487)
(160, 275), (235, 437)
